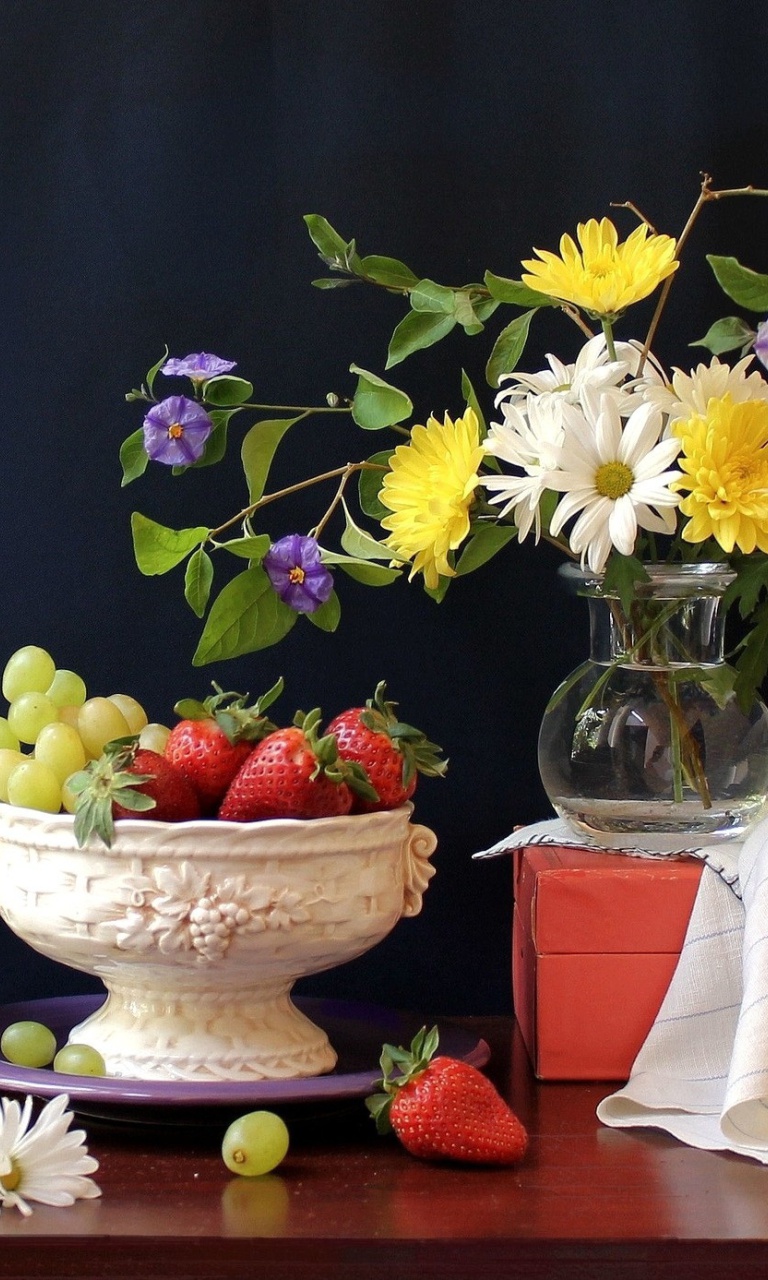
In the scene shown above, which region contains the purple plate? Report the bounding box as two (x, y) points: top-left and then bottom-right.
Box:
(0, 995), (490, 1127)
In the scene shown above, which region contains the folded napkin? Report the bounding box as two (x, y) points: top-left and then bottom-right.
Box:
(477, 814), (768, 1162)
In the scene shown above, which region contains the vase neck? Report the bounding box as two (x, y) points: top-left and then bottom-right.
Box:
(587, 589), (727, 667)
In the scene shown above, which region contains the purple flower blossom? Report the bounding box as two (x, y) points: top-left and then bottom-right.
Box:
(263, 535), (334, 613)
(161, 353), (237, 382)
(142, 396), (213, 465)
(755, 321), (768, 372)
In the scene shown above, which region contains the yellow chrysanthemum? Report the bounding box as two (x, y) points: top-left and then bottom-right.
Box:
(672, 394), (768, 554)
(521, 217), (679, 318)
(379, 408), (484, 590)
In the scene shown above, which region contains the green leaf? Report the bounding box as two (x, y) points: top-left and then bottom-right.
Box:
(484, 272), (554, 308)
(409, 278), (457, 314)
(311, 277), (357, 289)
(340, 561), (400, 586)
(303, 214), (352, 264)
(454, 524), (517, 575)
(184, 547), (214, 617)
(453, 289), (485, 333)
(360, 255), (418, 289)
(321, 553), (400, 586)
(241, 416), (300, 503)
(192, 567), (296, 665)
(359, 449), (395, 519)
(724, 556), (768, 617)
(734, 599), (768, 710)
(202, 376), (254, 407)
(120, 429), (149, 486)
(187, 409), (231, 470)
(460, 370), (488, 436)
(689, 315), (756, 355)
(219, 534), (272, 560)
(485, 309), (537, 386)
(145, 345), (170, 396)
(340, 499), (394, 560)
(601, 553), (650, 613)
(706, 255), (768, 312)
(131, 513), (210, 576)
(386, 311), (457, 367)
(306, 591), (341, 631)
(350, 366), (413, 429)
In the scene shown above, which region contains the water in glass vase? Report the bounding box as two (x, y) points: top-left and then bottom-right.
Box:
(538, 564), (768, 844)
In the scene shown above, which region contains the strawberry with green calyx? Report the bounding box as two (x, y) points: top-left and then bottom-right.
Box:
(366, 1026), (529, 1166)
(218, 707), (379, 821)
(166, 678), (284, 810)
(69, 739), (201, 849)
(326, 681), (447, 812)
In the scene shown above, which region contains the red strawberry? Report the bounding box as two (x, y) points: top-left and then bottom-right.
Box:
(326, 682), (447, 812)
(218, 708), (377, 822)
(366, 1026), (528, 1166)
(70, 741), (201, 849)
(165, 679), (283, 811)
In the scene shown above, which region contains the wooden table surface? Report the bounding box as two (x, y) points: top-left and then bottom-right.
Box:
(1, 1016), (768, 1279)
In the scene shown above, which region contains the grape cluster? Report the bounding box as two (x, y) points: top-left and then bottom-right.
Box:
(0, 645), (170, 815)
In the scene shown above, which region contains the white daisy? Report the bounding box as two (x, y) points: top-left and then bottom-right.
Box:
(482, 392), (565, 542)
(546, 390), (682, 573)
(0, 1094), (101, 1217)
(643, 354), (768, 423)
(495, 333), (635, 407)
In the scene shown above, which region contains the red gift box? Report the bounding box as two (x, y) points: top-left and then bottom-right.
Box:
(512, 844), (703, 1080)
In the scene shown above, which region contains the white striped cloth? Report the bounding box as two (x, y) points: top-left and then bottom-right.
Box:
(476, 815), (768, 1161)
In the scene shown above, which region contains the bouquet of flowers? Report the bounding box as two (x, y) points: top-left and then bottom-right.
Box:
(121, 174), (768, 716)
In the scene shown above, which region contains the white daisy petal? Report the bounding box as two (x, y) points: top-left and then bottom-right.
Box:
(0, 1094), (100, 1217)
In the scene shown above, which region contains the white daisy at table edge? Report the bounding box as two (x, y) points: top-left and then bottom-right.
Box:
(545, 391), (682, 573)
(0, 1093), (101, 1217)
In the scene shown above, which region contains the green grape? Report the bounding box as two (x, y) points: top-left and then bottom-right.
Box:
(34, 721), (87, 783)
(139, 722), (171, 754)
(2, 646), (56, 702)
(0, 717), (20, 752)
(46, 668), (87, 708)
(77, 697), (131, 758)
(1, 1020), (57, 1068)
(6, 759), (62, 813)
(221, 1111), (290, 1177)
(0, 748), (27, 802)
(108, 693), (148, 735)
(7, 692), (59, 745)
(53, 1043), (107, 1076)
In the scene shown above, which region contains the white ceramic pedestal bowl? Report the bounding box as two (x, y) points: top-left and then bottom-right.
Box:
(0, 803), (436, 1083)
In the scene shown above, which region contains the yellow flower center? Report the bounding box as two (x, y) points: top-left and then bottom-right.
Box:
(288, 566), (306, 585)
(167, 422), (184, 439)
(595, 460), (634, 499)
(1, 1162), (20, 1192)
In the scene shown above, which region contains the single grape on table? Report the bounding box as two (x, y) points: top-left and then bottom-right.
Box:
(221, 1110), (290, 1177)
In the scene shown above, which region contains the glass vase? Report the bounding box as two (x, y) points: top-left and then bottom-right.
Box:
(537, 563), (768, 843)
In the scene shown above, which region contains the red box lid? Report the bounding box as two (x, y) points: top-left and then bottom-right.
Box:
(513, 844), (703, 955)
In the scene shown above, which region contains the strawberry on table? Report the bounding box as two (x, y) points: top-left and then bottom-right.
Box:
(326, 682), (447, 812)
(366, 1026), (528, 1166)
(218, 708), (378, 822)
(69, 741), (201, 848)
(165, 679), (284, 811)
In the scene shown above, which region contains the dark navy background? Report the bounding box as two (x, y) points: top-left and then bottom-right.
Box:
(0, 1), (767, 1015)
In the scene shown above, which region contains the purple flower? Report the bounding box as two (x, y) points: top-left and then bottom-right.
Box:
(161, 353), (237, 382)
(142, 396), (213, 465)
(263, 535), (334, 613)
(755, 321), (768, 372)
